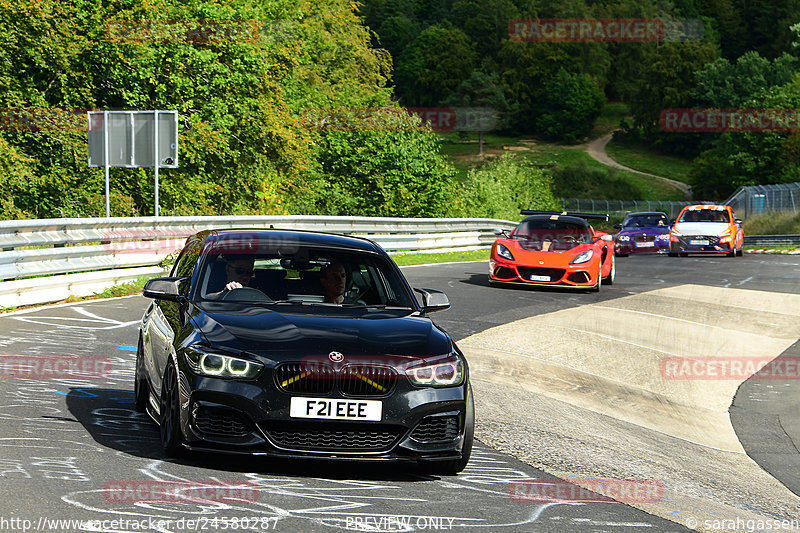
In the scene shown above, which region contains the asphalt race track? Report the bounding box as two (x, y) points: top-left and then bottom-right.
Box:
(0, 253), (798, 532)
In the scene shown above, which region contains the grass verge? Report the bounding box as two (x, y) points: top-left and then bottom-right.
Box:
(605, 136), (693, 184)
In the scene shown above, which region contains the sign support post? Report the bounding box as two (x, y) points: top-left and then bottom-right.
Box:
(154, 110), (159, 218)
(88, 110), (178, 218)
(103, 111), (110, 218)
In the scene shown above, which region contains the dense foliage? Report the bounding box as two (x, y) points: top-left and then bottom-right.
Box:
(364, 0), (800, 200)
(4, 0), (800, 218)
(0, 0), (460, 218)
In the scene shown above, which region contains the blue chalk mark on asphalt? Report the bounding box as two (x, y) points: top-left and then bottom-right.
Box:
(52, 388), (134, 403)
(117, 345), (137, 352)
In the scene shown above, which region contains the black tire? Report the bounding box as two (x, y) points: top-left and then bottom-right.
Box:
(159, 363), (185, 458)
(603, 254), (615, 286)
(420, 386), (474, 475)
(668, 243), (679, 257)
(133, 335), (149, 413)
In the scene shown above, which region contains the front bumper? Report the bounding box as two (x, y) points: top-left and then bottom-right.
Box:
(170, 368), (471, 461)
(670, 235), (734, 253)
(615, 239), (669, 254)
(488, 258), (598, 287)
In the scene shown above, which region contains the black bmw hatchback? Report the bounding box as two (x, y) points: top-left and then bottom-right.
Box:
(135, 229), (473, 474)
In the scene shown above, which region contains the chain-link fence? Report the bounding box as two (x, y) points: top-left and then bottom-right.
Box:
(559, 199), (698, 217)
(724, 183), (800, 219)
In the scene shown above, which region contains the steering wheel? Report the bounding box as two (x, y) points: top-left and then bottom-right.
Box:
(220, 287), (273, 302)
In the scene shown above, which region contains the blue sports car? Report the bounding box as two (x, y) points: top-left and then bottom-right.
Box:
(614, 212), (671, 256)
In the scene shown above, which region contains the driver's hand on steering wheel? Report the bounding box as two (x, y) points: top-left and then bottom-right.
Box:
(225, 281), (243, 291)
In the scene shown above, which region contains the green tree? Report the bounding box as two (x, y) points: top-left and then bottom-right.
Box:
(690, 74), (800, 199)
(458, 155), (558, 220)
(535, 69), (605, 142)
(394, 24), (477, 106)
(311, 110), (457, 217)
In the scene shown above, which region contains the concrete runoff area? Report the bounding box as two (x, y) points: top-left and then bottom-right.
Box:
(461, 284), (800, 530)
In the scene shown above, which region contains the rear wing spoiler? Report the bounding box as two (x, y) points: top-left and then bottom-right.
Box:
(520, 210), (609, 221)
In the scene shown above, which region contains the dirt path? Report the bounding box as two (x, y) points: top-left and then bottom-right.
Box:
(586, 132), (693, 200)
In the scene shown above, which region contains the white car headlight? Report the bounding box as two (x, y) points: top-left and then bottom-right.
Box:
(618, 235), (630, 241)
(496, 243), (514, 261)
(570, 250), (593, 264)
(671, 228), (682, 237)
(405, 356), (465, 388)
(184, 347), (263, 379)
(656, 234), (669, 241)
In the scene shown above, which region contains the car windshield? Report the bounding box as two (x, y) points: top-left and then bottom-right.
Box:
(623, 214), (670, 228)
(678, 209), (730, 223)
(195, 245), (414, 308)
(511, 219), (592, 251)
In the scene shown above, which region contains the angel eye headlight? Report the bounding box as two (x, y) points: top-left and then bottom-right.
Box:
(405, 356), (464, 388)
(184, 347), (263, 380)
(656, 234), (669, 241)
(618, 235), (630, 241)
(570, 250), (593, 264)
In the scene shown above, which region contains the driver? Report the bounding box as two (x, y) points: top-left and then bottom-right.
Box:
(207, 256), (255, 299)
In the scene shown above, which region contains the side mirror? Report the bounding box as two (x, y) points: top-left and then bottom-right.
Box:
(143, 277), (185, 301)
(493, 228), (510, 237)
(734, 218), (743, 224)
(601, 234), (613, 242)
(414, 287), (450, 313)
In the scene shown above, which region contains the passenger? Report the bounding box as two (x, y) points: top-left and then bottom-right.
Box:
(319, 262), (347, 304)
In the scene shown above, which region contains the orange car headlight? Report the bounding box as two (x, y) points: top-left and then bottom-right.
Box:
(570, 250), (593, 264)
(496, 243), (515, 261)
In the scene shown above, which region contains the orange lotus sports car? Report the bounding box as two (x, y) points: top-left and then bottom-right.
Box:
(489, 210), (615, 291)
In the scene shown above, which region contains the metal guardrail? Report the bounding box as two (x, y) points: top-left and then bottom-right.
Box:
(745, 234), (800, 247)
(560, 198), (697, 216)
(0, 216), (517, 308)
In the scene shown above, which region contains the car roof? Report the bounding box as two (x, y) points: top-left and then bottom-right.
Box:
(624, 212), (669, 217)
(520, 214), (590, 227)
(192, 229), (385, 254)
(681, 204), (731, 211)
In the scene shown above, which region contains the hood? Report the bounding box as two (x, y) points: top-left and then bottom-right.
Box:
(190, 304), (453, 362)
(673, 222), (730, 236)
(497, 239), (596, 267)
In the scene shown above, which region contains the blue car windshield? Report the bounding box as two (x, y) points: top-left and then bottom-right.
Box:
(623, 214), (670, 228)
